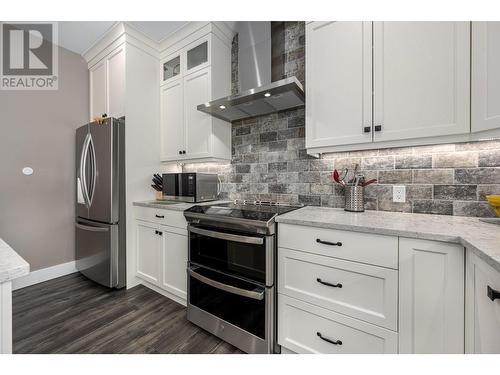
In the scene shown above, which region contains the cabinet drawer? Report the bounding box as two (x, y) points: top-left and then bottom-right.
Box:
(278, 248), (398, 330)
(134, 206), (187, 229)
(278, 224), (398, 269)
(278, 295), (398, 354)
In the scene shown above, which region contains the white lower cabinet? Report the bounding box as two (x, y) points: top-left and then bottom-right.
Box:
(466, 250), (500, 353)
(136, 221), (160, 285)
(135, 208), (188, 305)
(399, 238), (465, 354)
(278, 223), (469, 354)
(161, 229), (188, 301)
(278, 295), (398, 354)
(278, 248), (398, 330)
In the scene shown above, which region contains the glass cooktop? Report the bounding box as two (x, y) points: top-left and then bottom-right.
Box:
(185, 201), (302, 222)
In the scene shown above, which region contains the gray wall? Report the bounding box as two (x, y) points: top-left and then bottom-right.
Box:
(184, 21), (500, 218)
(0, 46), (89, 271)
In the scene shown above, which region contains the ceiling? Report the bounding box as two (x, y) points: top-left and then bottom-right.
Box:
(57, 21), (189, 55)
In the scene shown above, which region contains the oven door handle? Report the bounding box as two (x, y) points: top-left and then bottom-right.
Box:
(188, 225), (264, 245)
(188, 268), (265, 301)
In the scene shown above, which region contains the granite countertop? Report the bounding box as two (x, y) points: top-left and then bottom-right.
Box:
(276, 206), (500, 272)
(0, 238), (29, 283)
(133, 200), (230, 211)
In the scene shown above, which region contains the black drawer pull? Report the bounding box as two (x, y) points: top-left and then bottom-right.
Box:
(363, 126), (371, 133)
(317, 332), (342, 346)
(316, 239), (342, 247)
(374, 125), (382, 132)
(158, 231), (162, 236)
(487, 285), (500, 301)
(317, 278), (342, 288)
(155, 214), (165, 218)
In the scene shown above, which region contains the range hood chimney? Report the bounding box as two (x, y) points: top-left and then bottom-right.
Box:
(198, 22), (304, 123)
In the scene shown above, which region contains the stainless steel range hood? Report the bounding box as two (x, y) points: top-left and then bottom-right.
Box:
(197, 77), (304, 122)
(197, 22), (305, 123)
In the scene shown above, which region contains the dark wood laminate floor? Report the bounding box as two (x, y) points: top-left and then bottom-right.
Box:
(12, 273), (242, 354)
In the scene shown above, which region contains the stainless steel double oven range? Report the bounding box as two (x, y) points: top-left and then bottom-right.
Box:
(184, 201), (301, 354)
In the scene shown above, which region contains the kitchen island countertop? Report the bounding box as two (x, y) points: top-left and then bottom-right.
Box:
(0, 238), (29, 284)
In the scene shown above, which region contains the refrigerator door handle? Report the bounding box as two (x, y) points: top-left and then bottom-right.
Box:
(88, 134), (97, 206)
(80, 133), (92, 208)
(76, 223), (110, 232)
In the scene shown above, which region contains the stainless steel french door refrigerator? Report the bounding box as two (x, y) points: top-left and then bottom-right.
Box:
(75, 118), (126, 288)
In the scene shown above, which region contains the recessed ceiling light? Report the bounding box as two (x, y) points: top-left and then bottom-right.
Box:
(264, 92), (271, 97)
(219, 105), (226, 110)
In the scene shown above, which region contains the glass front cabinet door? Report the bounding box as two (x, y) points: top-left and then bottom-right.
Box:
(163, 55), (181, 82)
(186, 40), (208, 71)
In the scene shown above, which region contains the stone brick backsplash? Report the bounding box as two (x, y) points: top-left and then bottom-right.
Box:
(179, 21), (500, 218)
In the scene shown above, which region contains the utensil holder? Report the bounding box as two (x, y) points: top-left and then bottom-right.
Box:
(155, 191), (164, 200)
(344, 185), (365, 212)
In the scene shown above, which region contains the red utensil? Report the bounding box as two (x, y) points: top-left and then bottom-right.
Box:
(362, 179), (377, 187)
(332, 170), (345, 186)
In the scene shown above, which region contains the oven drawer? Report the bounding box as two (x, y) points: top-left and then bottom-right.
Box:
(134, 206), (187, 229)
(278, 224), (398, 269)
(278, 295), (398, 354)
(188, 265), (267, 340)
(278, 248), (398, 330)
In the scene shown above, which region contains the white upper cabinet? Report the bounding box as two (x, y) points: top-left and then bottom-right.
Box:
(472, 22), (500, 133)
(106, 46), (126, 119)
(304, 21), (500, 154)
(399, 238), (465, 354)
(373, 22), (470, 142)
(89, 45), (126, 121)
(306, 22), (372, 148)
(159, 25), (232, 163)
(89, 60), (107, 120)
(160, 79), (185, 160)
(183, 68), (212, 158)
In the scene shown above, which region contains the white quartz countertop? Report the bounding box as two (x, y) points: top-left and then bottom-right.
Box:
(133, 200), (230, 211)
(276, 206), (500, 272)
(0, 238), (29, 283)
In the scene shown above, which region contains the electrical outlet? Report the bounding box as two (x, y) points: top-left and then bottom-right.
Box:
(393, 185), (406, 203)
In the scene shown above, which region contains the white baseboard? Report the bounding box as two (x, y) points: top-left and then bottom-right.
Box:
(12, 261), (78, 291)
(138, 279), (187, 307)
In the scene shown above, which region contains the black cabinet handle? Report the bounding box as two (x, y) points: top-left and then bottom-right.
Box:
(316, 239), (342, 247)
(178, 151), (182, 155)
(363, 126), (371, 133)
(317, 278), (342, 288)
(317, 332), (342, 346)
(487, 285), (500, 301)
(182, 150), (186, 154)
(154, 230), (159, 235)
(374, 125), (382, 132)
(155, 214), (165, 218)
(157, 231), (162, 236)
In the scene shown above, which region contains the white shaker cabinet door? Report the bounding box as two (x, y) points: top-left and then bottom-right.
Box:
(106, 46), (126, 119)
(399, 238), (465, 354)
(160, 79), (185, 161)
(89, 60), (107, 120)
(160, 227), (188, 301)
(472, 22), (500, 133)
(373, 22), (470, 142)
(183, 67), (212, 159)
(136, 221), (160, 285)
(306, 21), (373, 148)
(466, 250), (500, 354)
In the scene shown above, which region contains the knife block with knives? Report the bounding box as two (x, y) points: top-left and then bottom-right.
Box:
(151, 174), (164, 200)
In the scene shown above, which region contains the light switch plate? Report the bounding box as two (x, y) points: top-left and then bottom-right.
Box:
(393, 185), (406, 203)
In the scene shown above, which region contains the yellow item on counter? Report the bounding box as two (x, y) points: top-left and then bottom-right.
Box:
(486, 195), (500, 217)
